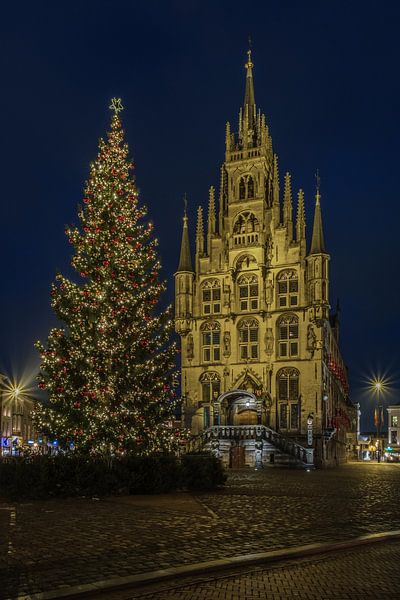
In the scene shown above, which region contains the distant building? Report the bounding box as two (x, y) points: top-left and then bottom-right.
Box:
(0, 375), (35, 456)
(174, 50), (354, 468)
(386, 403), (400, 461)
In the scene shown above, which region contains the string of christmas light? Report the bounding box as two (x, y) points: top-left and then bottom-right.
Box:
(34, 99), (182, 456)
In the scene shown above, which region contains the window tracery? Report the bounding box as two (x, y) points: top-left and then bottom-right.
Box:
(277, 314), (299, 358)
(238, 318), (259, 360)
(200, 321), (221, 363)
(277, 270), (298, 307)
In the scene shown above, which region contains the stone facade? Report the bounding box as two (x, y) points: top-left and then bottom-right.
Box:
(387, 403), (400, 460)
(0, 375), (35, 456)
(175, 51), (353, 467)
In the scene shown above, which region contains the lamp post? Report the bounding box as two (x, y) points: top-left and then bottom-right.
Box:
(11, 386), (24, 456)
(371, 380), (384, 463)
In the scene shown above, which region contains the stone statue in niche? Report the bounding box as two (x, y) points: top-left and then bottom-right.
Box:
(266, 236), (273, 263)
(265, 279), (274, 307)
(186, 334), (194, 360)
(223, 331), (231, 357)
(307, 325), (317, 356)
(265, 327), (274, 355)
(223, 284), (231, 308)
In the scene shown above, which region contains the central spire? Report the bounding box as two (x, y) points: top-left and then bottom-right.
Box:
(243, 48), (256, 130)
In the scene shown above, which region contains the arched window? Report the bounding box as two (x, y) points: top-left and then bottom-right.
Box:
(201, 321), (221, 363)
(247, 176), (255, 198)
(233, 212), (260, 246)
(277, 314), (299, 358)
(239, 178), (246, 200)
(322, 281), (327, 301)
(238, 274), (259, 311)
(277, 270), (298, 308)
(238, 318), (259, 360)
(277, 368), (300, 430)
(235, 254), (257, 272)
(200, 371), (221, 403)
(201, 279), (221, 315)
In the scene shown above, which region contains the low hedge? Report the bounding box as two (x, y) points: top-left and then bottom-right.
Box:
(0, 452), (226, 500)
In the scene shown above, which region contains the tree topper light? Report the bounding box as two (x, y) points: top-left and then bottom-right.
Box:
(109, 97), (124, 114)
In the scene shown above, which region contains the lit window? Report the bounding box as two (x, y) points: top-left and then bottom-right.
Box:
(391, 415), (398, 427)
(201, 321), (221, 363)
(278, 314), (299, 357)
(277, 270), (298, 307)
(238, 318), (259, 360)
(277, 368), (300, 431)
(239, 178), (246, 200)
(201, 280), (221, 315)
(238, 274), (259, 311)
(233, 212), (260, 246)
(247, 176), (255, 198)
(200, 371), (221, 403)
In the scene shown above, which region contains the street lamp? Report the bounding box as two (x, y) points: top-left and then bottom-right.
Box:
(370, 378), (386, 463)
(2, 378), (33, 456)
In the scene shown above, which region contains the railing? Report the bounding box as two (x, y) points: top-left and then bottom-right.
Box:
(201, 425), (314, 466)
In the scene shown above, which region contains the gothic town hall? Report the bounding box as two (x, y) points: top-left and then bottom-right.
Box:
(175, 51), (354, 468)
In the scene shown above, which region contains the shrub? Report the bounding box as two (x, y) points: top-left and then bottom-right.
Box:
(181, 453), (227, 490)
(0, 452), (225, 500)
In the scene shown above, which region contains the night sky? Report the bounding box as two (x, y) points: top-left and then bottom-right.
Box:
(1, 1), (399, 428)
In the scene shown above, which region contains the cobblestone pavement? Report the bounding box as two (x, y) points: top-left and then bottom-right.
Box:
(117, 541), (400, 600)
(1, 463), (400, 599)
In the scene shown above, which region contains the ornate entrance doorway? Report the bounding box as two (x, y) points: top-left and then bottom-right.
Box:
(217, 389), (261, 425)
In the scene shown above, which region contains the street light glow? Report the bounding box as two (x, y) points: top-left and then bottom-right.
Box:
(0, 376), (35, 404)
(369, 377), (387, 395)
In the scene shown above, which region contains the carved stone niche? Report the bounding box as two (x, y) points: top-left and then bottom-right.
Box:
(265, 279), (274, 306)
(186, 333), (194, 360)
(306, 324), (317, 357)
(264, 327), (274, 355)
(175, 319), (191, 336)
(223, 331), (231, 357)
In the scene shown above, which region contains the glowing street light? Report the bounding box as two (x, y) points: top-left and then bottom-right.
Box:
(0, 376), (35, 456)
(369, 377), (387, 463)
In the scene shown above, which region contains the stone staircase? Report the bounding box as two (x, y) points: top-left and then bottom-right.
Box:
(186, 425), (314, 469)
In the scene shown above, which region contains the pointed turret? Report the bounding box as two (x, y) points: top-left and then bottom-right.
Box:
(208, 186), (216, 233)
(207, 186), (216, 255)
(272, 154), (280, 225)
(283, 172), (293, 241)
(175, 197), (194, 336)
(310, 178), (326, 254)
(296, 189), (306, 243)
(306, 174), (330, 317)
(196, 206), (205, 257)
(225, 122), (231, 153)
(177, 199), (193, 272)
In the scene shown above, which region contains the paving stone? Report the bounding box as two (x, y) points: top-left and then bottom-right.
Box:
(0, 464), (400, 599)
(123, 543), (400, 600)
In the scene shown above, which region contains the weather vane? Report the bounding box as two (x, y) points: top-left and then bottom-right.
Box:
(183, 192), (188, 215)
(315, 169), (321, 193)
(109, 97), (124, 114)
(246, 35), (253, 66)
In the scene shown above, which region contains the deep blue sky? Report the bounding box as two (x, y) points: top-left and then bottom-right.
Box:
(1, 1), (399, 428)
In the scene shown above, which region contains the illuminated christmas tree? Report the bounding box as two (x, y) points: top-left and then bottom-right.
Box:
(35, 99), (178, 455)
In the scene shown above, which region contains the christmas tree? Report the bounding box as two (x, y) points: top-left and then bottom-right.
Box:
(35, 98), (178, 456)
